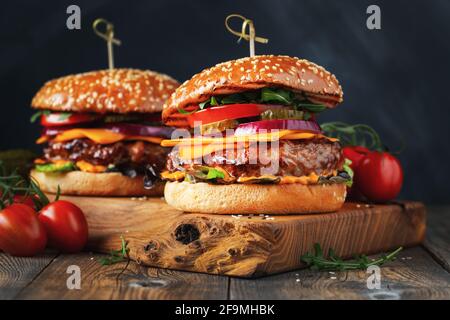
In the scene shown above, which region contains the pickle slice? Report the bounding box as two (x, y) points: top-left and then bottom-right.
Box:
(260, 109), (305, 120)
(199, 119), (239, 134)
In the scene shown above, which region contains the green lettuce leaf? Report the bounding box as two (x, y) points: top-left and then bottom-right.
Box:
(187, 166), (225, 181)
(35, 162), (76, 173)
(343, 158), (354, 187)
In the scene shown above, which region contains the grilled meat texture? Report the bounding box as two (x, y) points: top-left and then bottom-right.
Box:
(166, 138), (344, 178)
(44, 139), (167, 172)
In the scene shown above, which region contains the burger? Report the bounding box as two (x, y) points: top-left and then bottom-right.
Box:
(160, 55), (352, 214)
(30, 68), (179, 196)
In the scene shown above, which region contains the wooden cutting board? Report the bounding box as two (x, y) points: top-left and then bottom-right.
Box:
(59, 195), (426, 278)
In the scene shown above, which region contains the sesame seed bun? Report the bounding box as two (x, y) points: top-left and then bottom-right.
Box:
(164, 181), (346, 215)
(32, 69), (179, 114)
(162, 55), (343, 127)
(30, 169), (164, 197)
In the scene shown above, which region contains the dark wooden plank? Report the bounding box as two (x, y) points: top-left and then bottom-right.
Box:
(17, 252), (228, 300)
(0, 252), (57, 300)
(423, 206), (450, 271)
(230, 247), (450, 300)
(61, 195), (426, 278)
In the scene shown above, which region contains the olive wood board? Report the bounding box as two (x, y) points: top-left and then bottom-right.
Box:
(58, 195), (426, 278)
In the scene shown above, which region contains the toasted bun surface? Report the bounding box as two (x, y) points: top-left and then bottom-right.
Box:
(164, 181), (346, 214)
(30, 169), (164, 197)
(32, 69), (179, 114)
(163, 55), (343, 127)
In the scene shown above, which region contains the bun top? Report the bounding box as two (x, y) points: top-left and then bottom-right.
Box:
(32, 69), (179, 114)
(162, 55), (343, 127)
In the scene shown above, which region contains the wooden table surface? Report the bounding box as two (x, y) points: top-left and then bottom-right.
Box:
(1, 206), (449, 300)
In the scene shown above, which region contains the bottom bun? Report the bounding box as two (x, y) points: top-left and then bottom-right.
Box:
(164, 181), (347, 215)
(30, 169), (164, 197)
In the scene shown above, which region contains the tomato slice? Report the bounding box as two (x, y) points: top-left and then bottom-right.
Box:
(41, 113), (101, 127)
(187, 104), (280, 127)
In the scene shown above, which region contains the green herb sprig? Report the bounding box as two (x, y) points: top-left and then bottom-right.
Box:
(98, 236), (130, 266)
(0, 161), (52, 210)
(301, 243), (402, 271)
(321, 122), (384, 151)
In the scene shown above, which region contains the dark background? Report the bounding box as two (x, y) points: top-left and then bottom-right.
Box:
(1, 0), (449, 203)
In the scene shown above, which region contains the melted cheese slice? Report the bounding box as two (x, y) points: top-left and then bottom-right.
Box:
(37, 128), (163, 145)
(76, 160), (107, 173)
(161, 130), (337, 147)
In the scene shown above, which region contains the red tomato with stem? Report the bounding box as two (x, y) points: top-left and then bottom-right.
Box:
(343, 146), (371, 170)
(13, 194), (39, 209)
(342, 146), (371, 200)
(0, 204), (47, 256)
(38, 200), (88, 253)
(355, 152), (403, 202)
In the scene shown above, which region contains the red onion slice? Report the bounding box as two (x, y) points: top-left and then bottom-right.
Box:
(233, 119), (322, 136)
(102, 123), (174, 138)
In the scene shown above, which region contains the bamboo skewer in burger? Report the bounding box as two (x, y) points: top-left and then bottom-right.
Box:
(30, 19), (179, 196)
(160, 15), (351, 214)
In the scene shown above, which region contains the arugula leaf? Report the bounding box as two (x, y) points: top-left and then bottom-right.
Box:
(210, 96), (219, 106)
(261, 88), (292, 104)
(177, 107), (196, 115)
(242, 91), (259, 101)
(220, 93), (247, 104)
(189, 88), (328, 116)
(343, 158), (354, 187)
(35, 162), (76, 173)
(30, 110), (51, 123)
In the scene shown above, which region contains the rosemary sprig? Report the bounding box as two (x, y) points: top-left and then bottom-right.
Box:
(98, 236), (130, 266)
(0, 161), (51, 210)
(320, 122), (384, 151)
(301, 243), (402, 271)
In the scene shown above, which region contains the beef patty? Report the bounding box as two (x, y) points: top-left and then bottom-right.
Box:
(44, 139), (168, 171)
(166, 138), (343, 178)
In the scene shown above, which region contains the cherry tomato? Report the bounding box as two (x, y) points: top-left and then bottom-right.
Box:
(13, 194), (38, 209)
(0, 204), (47, 256)
(187, 104), (279, 127)
(355, 152), (403, 202)
(38, 200), (88, 253)
(41, 113), (100, 127)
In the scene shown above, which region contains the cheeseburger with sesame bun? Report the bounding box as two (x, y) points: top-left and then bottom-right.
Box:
(161, 55), (352, 214)
(30, 68), (179, 196)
